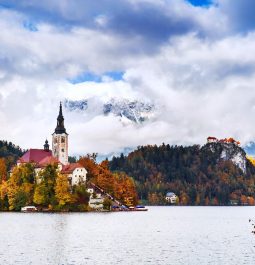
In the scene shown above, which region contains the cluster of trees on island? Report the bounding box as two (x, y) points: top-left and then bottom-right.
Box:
(0, 141), (138, 211)
(110, 144), (255, 206)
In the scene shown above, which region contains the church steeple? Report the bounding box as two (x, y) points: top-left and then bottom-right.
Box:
(52, 102), (69, 165)
(55, 102), (67, 134)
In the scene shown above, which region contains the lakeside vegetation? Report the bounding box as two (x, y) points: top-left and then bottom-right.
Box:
(0, 153), (137, 211)
(110, 144), (255, 206)
(2, 139), (255, 209)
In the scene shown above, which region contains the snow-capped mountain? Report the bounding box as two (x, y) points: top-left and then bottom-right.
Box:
(103, 99), (155, 123)
(64, 98), (155, 123)
(65, 100), (88, 111)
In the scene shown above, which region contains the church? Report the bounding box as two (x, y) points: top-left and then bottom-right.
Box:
(17, 103), (87, 186)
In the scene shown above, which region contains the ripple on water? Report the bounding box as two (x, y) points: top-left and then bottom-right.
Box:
(0, 207), (255, 264)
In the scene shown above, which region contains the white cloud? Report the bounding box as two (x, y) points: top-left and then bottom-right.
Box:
(0, 3), (255, 157)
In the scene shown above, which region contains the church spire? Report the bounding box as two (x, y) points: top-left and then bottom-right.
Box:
(52, 102), (69, 165)
(54, 102), (67, 134)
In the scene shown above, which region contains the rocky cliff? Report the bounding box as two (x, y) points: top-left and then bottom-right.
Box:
(203, 142), (247, 173)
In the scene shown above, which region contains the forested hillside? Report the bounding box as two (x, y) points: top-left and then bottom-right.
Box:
(0, 141), (24, 169)
(109, 143), (255, 205)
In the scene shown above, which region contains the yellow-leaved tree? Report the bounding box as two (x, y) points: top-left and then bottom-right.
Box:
(7, 164), (35, 211)
(55, 174), (73, 208)
(33, 183), (48, 206)
(0, 158), (7, 182)
(247, 156), (255, 167)
(7, 166), (21, 210)
(0, 180), (8, 210)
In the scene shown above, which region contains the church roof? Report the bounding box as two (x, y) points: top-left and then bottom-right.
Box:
(61, 163), (86, 174)
(38, 156), (60, 167)
(18, 149), (52, 164)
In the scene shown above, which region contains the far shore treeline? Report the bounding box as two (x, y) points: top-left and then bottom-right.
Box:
(1, 140), (255, 209)
(110, 143), (255, 206)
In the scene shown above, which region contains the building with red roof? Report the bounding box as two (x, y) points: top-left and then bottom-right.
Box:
(207, 136), (240, 146)
(38, 156), (60, 167)
(18, 148), (52, 165)
(15, 103), (87, 186)
(207, 137), (218, 143)
(62, 163), (87, 186)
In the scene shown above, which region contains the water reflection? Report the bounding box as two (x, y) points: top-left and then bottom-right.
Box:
(52, 214), (68, 264)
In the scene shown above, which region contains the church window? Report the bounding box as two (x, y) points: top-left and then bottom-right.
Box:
(54, 138), (58, 144)
(61, 148), (64, 152)
(61, 137), (65, 143)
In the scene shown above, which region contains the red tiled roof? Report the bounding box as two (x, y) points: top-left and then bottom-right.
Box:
(18, 149), (53, 164)
(61, 163), (84, 174)
(207, 136), (217, 140)
(38, 156), (60, 167)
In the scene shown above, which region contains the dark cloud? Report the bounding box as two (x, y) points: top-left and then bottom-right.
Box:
(0, 0), (201, 43)
(2, 0), (255, 45)
(107, 5), (197, 42)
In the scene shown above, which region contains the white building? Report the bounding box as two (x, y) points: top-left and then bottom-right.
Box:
(87, 188), (104, 209)
(61, 163), (87, 186)
(165, 192), (178, 204)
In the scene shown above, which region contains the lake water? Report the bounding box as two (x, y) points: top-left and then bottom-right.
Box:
(0, 206), (255, 265)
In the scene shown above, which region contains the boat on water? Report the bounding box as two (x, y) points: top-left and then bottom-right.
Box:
(21, 206), (38, 212)
(128, 205), (148, 211)
(112, 205), (148, 211)
(134, 205), (148, 211)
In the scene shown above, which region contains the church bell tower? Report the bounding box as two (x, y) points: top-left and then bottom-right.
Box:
(52, 102), (69, 165)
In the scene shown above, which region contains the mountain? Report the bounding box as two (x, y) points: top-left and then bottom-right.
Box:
(64, 98), (155, 123)
(109, 142), (255, 206)
(64, 99), (88, 111)
(103, 98), (155, 123)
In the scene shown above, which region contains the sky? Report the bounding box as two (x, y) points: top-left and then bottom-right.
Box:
(1, 0), (255, 156)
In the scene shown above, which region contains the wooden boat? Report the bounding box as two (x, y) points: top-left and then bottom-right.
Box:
(21, 206), (38, 212)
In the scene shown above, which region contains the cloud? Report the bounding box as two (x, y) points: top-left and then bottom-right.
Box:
(0, 1), (255, 157)
(0, 0), (227, 46)
(217, 0), (255, 33)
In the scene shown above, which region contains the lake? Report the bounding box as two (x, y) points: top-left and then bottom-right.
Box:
(0, 206), (255, 264)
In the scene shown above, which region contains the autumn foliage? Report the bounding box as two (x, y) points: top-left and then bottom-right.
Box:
(0, 153), (138, 211)
(78, 155), (138, 206)
(110, 144), (255, 206)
